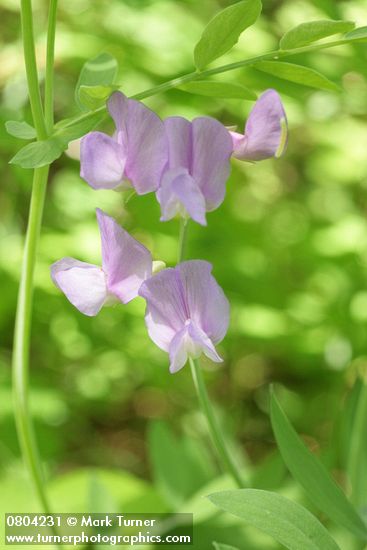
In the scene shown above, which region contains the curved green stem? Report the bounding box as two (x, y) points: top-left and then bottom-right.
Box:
(13, 0), (58, 520)
(20, 0), (47, 140)
(59, 36), (354, 133)
(189, 358), (244, 487)
(45, 0), (58, 133)
(12, 165), (50, 512)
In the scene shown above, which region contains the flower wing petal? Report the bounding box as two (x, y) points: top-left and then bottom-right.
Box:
(139, 268), (188, 351)
(168, 327), (189, 373)
(80, 132), (126, 189)
(51, 258), (107, 316)
(187, 323), (223, 363)
(232, 89), (288, 161)
(157, 168), (207, 225)
(96, 209), (152, 303)
(177, 260), (230, 344)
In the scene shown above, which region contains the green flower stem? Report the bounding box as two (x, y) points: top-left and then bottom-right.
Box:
(348, 377), (367, 507)
(13, 0), (58, 522)
(13, 165), (51, 511)
(60, 36), (354, 133)
(189, 358), (244, 488)
(177, 218), (189, 263)
(45, 0), (58, 133)
(177, 220), (244, 488)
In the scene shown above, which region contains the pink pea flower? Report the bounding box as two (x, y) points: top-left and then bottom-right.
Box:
(51, 209), (152, 316)
(138, 260), (229, 373)
(80, 92), (167, 194)
(156, 117), (233, 226)
(230, 89), (288, 161)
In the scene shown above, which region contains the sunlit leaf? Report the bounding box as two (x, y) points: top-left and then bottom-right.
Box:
(280, 20), (355, 50)
(194, 0), (262, 71)
(345, 26), (367, 43)
(9, 109), (106, 169)
(5, 120), (37, 140)
(179, 80), (257, 99)
(254, 61), (340, 92)
(9, 138), (65, 169)
(75, 53), (118, 111)
(270, 391), (367, 541)
(79, 85), (118, 110)
(208, 489), (341, 550)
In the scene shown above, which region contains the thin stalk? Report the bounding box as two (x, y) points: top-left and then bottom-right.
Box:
(20, 0), (47, 140)
(12, 165), (50, 512)
(177, 218), (189, 263)
(189, 358), (244, 487)
(59, 36), (354, 133)
(13, 0), (58, 522)
(176, 223), (243, 487)
(44, 0), (58, 133)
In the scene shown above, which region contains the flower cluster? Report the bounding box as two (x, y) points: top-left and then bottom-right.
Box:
(52, 89), (287, 372)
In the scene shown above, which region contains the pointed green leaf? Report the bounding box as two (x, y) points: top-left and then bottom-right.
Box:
(208, 489), (341, 550)
(9, 138), (65, 169)
(271, 391), (367, 541)
(78, 85), (118, 111)
(75, 53), (118, 111)
(194, 0), (262, 71)
(213, 543), (239, 550)
(254, 61), (340, 92)
(179, 80), (257, 100)
(5, 120), (37, 140)
(280, 20), (355, 50)
(345, 26), (367, 43)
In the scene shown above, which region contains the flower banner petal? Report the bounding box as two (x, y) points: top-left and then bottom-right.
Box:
(96, 209), (152, 303)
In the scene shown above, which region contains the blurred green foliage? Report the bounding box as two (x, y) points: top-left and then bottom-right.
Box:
(1, 0), (367, 548)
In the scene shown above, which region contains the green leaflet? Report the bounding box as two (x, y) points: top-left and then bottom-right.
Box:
(5, 120), (37, 140)
(9, 138), (65, 169)
(10, 111), (106, 169)
(194, 0), (262, 71)
(270, 391), (367, 540)
(78, 85), (118, 111)
(254, 61), (340, 92)
(75, 52), (118, 111)
(280, 20), (355, 50)
(179, 80), (257, 100)
(345, 26), (367, 42)
(208, 489), (341, 550)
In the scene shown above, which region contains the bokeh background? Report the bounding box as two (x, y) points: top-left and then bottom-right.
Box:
(1, 0), (367, 548)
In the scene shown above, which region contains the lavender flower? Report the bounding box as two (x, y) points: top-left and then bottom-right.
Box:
(156, 117), (233, 226)
(139, 260), (229, 373)
(51, 209), (152, 316)
(230, 89), (288, 161)
(80, 92), (167, 194)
